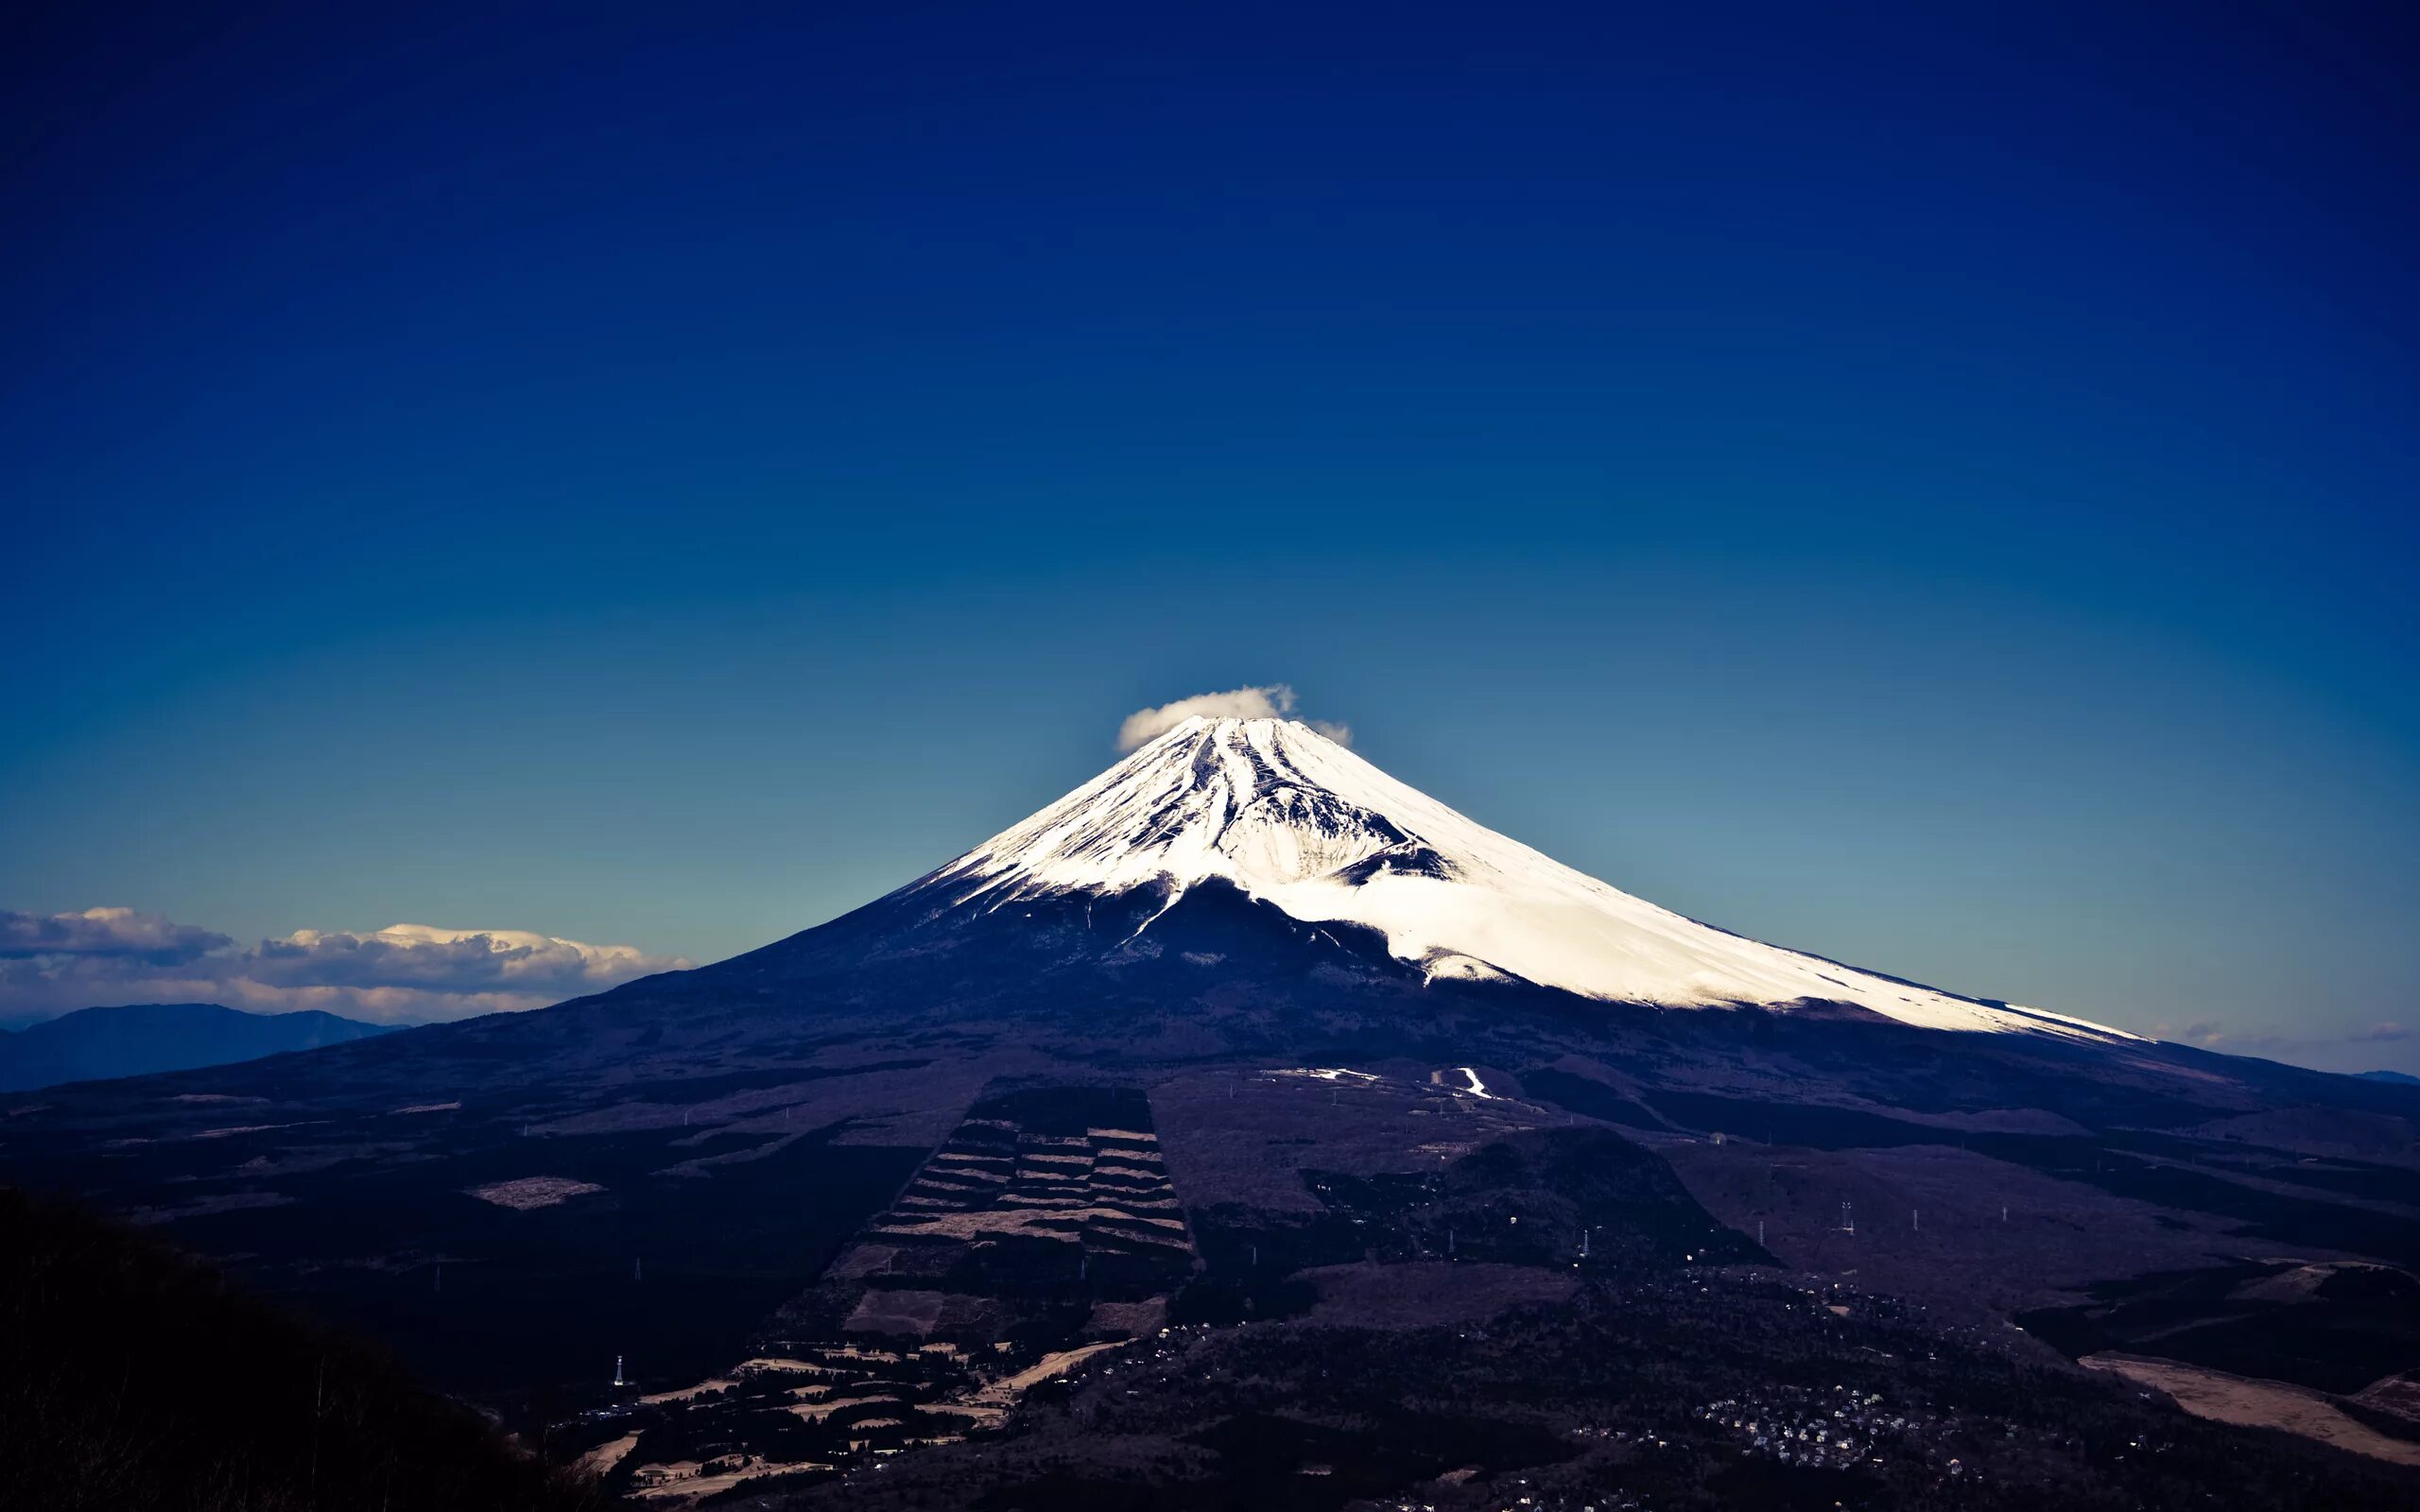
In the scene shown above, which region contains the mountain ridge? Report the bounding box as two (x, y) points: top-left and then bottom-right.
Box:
(0, 1001), (395, 1091)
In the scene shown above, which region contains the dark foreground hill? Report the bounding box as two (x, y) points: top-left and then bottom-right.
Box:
(0, 1002), (394, 1091)
(0, 1185), (599, 1512)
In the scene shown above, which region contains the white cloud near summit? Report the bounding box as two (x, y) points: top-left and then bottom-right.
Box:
(1115, 685), (1352, 752)
(0, 908), (689, 1025)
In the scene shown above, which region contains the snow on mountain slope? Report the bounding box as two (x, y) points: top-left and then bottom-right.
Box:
(925, 716), (2136, 1042)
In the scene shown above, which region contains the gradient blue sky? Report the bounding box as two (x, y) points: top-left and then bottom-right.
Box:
(4, 3), (2415, 1067)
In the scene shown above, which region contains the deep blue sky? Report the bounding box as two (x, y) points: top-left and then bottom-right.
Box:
(4, 2), (2415, 1067)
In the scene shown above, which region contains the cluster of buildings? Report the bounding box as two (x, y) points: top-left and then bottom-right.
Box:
(1694, 1384), (1903, 1469)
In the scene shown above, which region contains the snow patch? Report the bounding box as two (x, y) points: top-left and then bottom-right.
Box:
(1442, 1066), (1495, 1099)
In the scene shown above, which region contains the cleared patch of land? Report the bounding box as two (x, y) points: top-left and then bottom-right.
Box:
(843, 1288), (947, 1336)
(967, 1340), (1127, 1407)
(575, 1431), (639, 1475)
(2354, 1371), (2420, 1425)
(2083, 1353), (2420, 1467)
(462, 1176), (605, 1210)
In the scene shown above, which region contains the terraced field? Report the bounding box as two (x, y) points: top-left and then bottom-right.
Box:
(581, 1085), (1200, 1499)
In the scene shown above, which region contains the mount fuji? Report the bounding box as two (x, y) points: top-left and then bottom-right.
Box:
(909, 714), (2132, 1042)
(11, 713), (2420, 1511)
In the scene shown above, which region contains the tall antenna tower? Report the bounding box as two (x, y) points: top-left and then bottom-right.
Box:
(1840, 1201), (1855, 1235)
(613, 1355), (625, 1388)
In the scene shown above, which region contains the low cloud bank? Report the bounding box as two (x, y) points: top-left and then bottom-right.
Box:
(0, 908), (690, 1025)
(0, 906), (232, 965)
(1115, 685), (1352, 752)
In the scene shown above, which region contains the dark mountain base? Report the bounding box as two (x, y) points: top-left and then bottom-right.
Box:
(6, 883), (2419, 1503)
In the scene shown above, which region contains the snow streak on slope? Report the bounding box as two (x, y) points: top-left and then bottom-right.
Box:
(927, 717), (2137, 1042)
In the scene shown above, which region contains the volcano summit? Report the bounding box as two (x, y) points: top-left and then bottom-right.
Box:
(919, 715), (2131, 1040)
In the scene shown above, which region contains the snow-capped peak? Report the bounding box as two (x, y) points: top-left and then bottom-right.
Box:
(927, 716), (2135, 1042)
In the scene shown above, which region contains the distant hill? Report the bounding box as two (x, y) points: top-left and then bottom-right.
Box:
(2356, 1069), (2420, 1086)
(0, 1002), (396, 1091)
